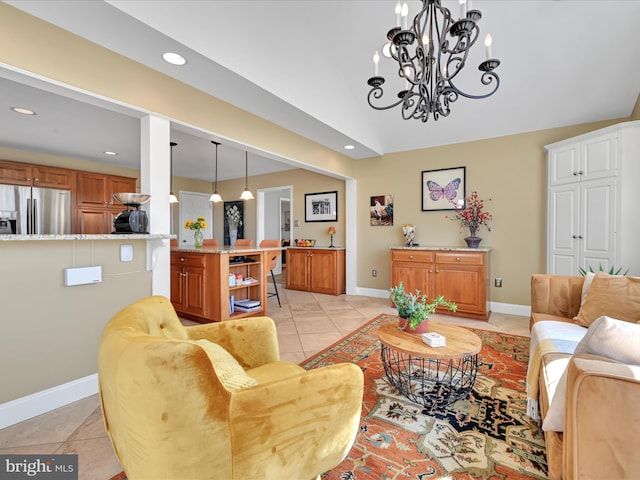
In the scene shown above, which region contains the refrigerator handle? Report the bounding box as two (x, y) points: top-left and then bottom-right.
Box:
(26, 198), (32, 234)
(32, 198), (38, 234)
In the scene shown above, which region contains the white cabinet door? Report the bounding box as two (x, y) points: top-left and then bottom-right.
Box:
(581, 177), (616, 272)
(548, 183), (579, 275)
(581, 132), (617, 181)
(549, 142), (580, 186)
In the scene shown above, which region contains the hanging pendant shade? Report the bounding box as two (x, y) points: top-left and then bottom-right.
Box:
(209, 140), (222, 202)
(240, 151), (254, 200)
(169, 142), (178, 204)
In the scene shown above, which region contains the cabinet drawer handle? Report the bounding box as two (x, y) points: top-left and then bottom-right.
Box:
(573, 172), (578, 176)
(180, 273), (187, 277)
(409, 255), (414, 259)
(180, 257), (185, 262)
(428, 269), (433, 273)
(572, 235), (577, 239)
(456, 257), (461, 261)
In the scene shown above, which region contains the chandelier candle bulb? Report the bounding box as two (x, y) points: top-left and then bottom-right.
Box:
(395, 1), (401, 27)
(459, 0), (466, 19)
(401, 2), (408, 29)
(373, 51), (380, 76)
(485, 34), (493, 59)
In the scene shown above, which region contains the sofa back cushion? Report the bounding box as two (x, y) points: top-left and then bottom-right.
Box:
(575, 273), (640, 327)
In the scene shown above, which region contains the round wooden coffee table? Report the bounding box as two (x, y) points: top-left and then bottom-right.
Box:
(377, 320), (482, 412)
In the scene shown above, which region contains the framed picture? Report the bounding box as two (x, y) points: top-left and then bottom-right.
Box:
(421, 166), (466, 211)
(223, 201), (244, 245)
(370, 194), (394, 226)
(305, 191), (338, 222)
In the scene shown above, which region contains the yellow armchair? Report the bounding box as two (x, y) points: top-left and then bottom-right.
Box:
(98, 296), (364, 480)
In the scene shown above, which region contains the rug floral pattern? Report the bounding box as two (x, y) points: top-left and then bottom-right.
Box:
(303, 314), (548, 480)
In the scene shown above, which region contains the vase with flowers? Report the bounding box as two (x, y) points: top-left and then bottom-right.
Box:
(448, 191), (492, 248)
(389, 282), (457, 333)
(328, 226), (336, 248)
(225, 205), (243, 248)
(184, 216), (208, 248)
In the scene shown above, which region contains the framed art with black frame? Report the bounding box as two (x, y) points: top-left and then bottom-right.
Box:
(421, 166), (466, 211)
(305, 191), (338, 222)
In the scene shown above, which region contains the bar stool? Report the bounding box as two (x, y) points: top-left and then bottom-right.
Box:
(259, 239), (281, 308)
(235, 239), (253, 248)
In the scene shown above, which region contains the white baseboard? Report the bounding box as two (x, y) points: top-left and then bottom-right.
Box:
(0, 374), (99, 429)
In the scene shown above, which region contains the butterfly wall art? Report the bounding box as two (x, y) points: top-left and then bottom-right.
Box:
(421, 166), (466, 211)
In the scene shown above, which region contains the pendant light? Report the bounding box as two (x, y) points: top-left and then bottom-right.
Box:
(239, 151), (254, 200)
(209, 140), (222, 202)
(169, 142), (178, 204)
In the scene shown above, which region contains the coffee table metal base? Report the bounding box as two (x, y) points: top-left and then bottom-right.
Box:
(381, 344), (478, 411)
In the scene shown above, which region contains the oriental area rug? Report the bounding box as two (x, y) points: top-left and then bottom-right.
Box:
(109, 314), (548, 480)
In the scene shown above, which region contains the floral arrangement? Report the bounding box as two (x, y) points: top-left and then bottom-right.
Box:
(226, 205), (242, 230)
(184, 216), (207, 231)
(449, 191), (492, 232)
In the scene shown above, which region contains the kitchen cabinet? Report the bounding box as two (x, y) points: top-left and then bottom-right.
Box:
(75, 172), (136, 233)
(170, 247), (275, 323)
(171, 252), (206, 317)
(391, 248), (490, 320)
(545, 121), (640, 276)
(0, 160), (73, 189)
(286, 247), (345, 295)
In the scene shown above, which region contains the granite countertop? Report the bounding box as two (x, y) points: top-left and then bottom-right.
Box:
(172, 246), (283, 254)
(390, 245), (492, 252)
(0, 233), (170, 241)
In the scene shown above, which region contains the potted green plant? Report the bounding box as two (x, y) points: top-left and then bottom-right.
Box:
(389, 282), (457, 333)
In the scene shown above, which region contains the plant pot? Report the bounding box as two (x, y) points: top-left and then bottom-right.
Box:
(398, 316), (428, 334)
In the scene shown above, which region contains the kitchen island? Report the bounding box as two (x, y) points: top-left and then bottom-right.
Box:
(171, 245), (282, 323)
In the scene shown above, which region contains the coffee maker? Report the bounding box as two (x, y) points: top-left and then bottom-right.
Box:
(112, 193), (151, 234)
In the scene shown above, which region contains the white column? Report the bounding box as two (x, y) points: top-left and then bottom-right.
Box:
(345, 177), (357, 295)
(140, 115), (171, 297)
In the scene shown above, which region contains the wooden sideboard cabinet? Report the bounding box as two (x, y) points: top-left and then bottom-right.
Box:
(0, 159), (73, 189)
(75, 172), (136, 233)
(391, 248), (490, 320)
(170, 251), (207, 318)
(286, 247), (345, 295)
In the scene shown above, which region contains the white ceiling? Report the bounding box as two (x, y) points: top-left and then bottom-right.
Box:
(3, 1), (640, 180)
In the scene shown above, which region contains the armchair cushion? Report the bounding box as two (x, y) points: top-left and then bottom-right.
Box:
(575, 273), (640, 326)
(543, 316), (640, 431)
(190, 339), (258, 390)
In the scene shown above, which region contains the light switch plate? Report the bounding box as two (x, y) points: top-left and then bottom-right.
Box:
(120, 244), (134, 262)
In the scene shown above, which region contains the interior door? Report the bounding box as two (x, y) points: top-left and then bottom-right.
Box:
(178, 192), (213, 245)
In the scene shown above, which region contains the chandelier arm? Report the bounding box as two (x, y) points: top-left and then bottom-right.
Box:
(367, 86), (408, 111)
(447, 71), (501, 100)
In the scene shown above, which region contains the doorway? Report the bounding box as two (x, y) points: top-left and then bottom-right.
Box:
(257, 186), (292, 275)
(178, 191), (214, 245)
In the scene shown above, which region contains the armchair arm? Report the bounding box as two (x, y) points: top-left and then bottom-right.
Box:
(530, 274), (584, 328)
(186, 316), (279, 369)
(563, 353), (640, 480)
(230, 362), (364, 479)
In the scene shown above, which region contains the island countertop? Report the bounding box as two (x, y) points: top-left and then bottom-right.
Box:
(172, 246), (283, 254)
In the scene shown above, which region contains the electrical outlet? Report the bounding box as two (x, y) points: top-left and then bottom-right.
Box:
(494, 278), (502, 287)
(372, 269), (377, 277)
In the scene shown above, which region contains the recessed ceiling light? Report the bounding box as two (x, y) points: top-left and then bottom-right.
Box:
(103, 151), (118, 156)
(162, 52), (186, 66)
(344, 145), (355, 150)
(11, 107), (36, 115)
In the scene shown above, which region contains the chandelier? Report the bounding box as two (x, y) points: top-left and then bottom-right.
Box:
(367, 0), (500, 122)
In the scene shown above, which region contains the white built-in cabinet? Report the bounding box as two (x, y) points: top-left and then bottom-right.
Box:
(545, 121), (640, 276)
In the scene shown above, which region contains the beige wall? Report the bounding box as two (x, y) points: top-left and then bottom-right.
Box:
(173, 169), (345, 246)
(0, 240), (151, 403)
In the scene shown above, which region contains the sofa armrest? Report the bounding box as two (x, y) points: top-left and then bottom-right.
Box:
(530, 274), (584, 328)
(563, 353), (640, 480)
(230, 362), (364, 479)
(185, 316), (280, 369)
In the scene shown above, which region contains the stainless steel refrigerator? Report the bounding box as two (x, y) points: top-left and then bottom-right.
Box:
(0, 184), (71, 234)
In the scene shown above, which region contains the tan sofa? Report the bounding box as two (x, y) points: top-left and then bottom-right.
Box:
(530, 274), (640, 479)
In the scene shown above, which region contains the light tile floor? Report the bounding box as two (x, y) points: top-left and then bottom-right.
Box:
(0, 274), (530, 480)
